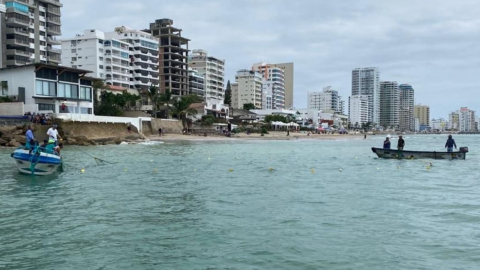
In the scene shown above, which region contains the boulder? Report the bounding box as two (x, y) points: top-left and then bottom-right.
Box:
(0, 138), (8, 146)
(0, 126), (17, 134)
(13, 135), (26, 145)
(6, 139), (21, 148)
(115, 137), (123, 145)
(65, 138), (77, 145)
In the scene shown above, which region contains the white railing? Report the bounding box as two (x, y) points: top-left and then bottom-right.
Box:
(54, 113), (151, 132)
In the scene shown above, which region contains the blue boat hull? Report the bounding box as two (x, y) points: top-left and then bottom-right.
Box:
(11, 149), (63, 176)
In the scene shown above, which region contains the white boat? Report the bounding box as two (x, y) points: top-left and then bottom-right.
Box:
(11, 148), (63, 176)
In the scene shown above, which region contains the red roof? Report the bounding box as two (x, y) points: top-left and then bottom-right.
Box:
(108, 85), (126, 91)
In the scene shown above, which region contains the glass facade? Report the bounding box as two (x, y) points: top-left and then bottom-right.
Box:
(5, 2), (29, 13)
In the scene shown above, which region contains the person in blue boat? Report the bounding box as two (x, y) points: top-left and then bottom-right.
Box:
(25, 125), (35, 150)
(383, 137), (391, 149)
(445, 135), (457, 152)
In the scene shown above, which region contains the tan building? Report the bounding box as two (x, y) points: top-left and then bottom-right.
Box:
(414, 104), (430, 127)
(255, 62), (294, 109)
(231, 70), (263, 109)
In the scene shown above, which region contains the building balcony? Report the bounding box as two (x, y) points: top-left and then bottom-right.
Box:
(6, 28), (30, 37)
(48, 54), (61, 63)
(46, 17), (61, 25)
(47, 6), (61, 15)
(46, 27), (61, 35)
(6, 49), (32, 57)
(6, 58), (31, 66)
(47, 37), (61, 45)
(6, 17), (30, 28)
(6, 39), (30, 48)
(39, 0), (63, 7)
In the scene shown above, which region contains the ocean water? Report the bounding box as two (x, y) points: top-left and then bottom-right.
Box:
(1, 135), (479, 270)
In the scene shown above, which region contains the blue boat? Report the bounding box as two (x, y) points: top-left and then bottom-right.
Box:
(11, 146), (63, 176)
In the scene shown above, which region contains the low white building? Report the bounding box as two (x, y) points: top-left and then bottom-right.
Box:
(431, 118), (447, 131)
(250, 109), (298, 121)
(0, 63), (95, 114)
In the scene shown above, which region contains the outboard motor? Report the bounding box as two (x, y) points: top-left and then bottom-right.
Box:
(460, 147), (469, 153)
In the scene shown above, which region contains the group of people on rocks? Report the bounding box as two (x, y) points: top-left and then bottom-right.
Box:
(383, 135), (457, 152)
(24, 112), (51, 126)
(25, 124), (63, 156)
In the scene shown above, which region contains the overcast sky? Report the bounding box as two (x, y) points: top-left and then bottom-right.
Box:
(61, 0), (479, 118)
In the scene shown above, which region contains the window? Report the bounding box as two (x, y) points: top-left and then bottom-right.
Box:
(80, 86), (92, 100)
(99, 65), (103, 69)
(38, 103), (55, 111)
(99, 57), (103, 61)
(35, 80), (56, 96)
(71, 57), (77, 61)
(71, 49), (76, 53)
(99, 48), (103, 53)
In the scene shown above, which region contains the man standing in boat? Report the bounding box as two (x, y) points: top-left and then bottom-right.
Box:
(47, 124), (62, 146)
(25, 125), (35, 150)
(397, 135), (405, 150)
(445, 135), (457, 152)
(383, 137), (391, 149)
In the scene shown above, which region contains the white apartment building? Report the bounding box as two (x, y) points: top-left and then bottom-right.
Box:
(379, 81), (400, 129)
(431, 118), (447, 131)
(231, 70), (263, 109)
(188, 68), (204, 97)
(188, 49), (225, 102)
(252, 63), (285, 109)
(61, 27), (159, 93)
(399, 84), (415, 131)
(459, 107), (476, 132)
(352, 67), (380, 125)
(349, 95), (369, 127)
(308, 86), (342, 113)
(2, 0), (62, 67)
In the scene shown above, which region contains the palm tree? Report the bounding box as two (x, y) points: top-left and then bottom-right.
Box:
(146, 85), (160, 118)
(159, 88), (172, 119)
(170, 96), (199, 131)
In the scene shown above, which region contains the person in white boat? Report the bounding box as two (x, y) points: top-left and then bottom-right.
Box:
(46, 124), (62, 146)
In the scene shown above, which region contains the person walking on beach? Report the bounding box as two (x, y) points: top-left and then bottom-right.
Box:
(364, 134), (367, 139)
(397, 135), (405, 150)
(158, 128), (162, 136)
(445, 135), (457, 152)
(47, 124), (62, 146)
(383, 137), (391, 149)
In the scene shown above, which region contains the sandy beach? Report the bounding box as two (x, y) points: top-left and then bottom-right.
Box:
(148, 131), (367, 142)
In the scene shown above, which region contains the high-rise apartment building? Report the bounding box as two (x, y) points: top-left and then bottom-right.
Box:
(0, 1), (5, 68)
(252, 62), (286, 109)
(459, 107), (476, 132)
(231, 70), (263, 109)
(261, 81), (273, 110)
(61, 27), (159, 93)
(414, 104), (430, 128)
(349, 95), (369, 126)
(352, 67), (380, 124)
(272, 62), (294, 109)
(399, 84), (415, 131)
(188, 49), (225, 102)
(2, 0), (62, 67)
(448, 111), (459, 130)
(379, 81), (400, 129)
(188, 68), (204, 97)
(308, 86), (342, 113)
(147, 19), (189, 97)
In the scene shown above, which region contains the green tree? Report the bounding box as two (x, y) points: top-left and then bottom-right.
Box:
(224, 80), (232, 106)
(265, 115), (288, 123)
(147, 85), (160, 118)
(243, 103), (255, 110)
(159, 88), (173, 119)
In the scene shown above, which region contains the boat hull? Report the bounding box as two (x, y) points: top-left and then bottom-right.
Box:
(11, 149), (62, 176)
(371, 147), (466, 160)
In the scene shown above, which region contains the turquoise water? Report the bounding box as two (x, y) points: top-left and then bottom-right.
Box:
(1, 135), (479, 269)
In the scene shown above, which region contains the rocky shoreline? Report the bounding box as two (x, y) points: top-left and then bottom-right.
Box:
(0, 123), (145, 147)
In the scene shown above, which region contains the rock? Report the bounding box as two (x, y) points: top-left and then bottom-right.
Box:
(12, 129), (24, 136)
(0, 138), (7, 146)
(124, 134), (143, 141)
(115, 138), (123, 145)
(13, 135), (26, 145)
(0, 126), (17, 134)
(6, 139), (21, 148)
(65, 138), (77, 145)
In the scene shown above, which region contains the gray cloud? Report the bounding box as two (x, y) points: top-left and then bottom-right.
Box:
(61, 0), (480, 117)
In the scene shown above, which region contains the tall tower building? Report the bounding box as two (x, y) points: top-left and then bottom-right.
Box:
(352, 67), (380, 125)
(231, 69), (263, 109)
(147, 19), (189, 97)
(459, 107), (476, 132)
(252, 62), (285, 109)
(3, 0), (62, 67)
(399, 84), (415, 131)
(271, 62), (293, 109)
(188, 49), (225, 102)
(379, 81), (400, 129)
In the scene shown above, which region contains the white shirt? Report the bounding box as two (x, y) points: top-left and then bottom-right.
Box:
(47, 128), (59, 141)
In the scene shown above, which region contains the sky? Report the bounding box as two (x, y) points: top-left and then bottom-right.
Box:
(61, 0), (480, 118)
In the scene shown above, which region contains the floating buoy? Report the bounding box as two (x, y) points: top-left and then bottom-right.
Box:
(124, 168), (128, 172)
(339, 168), (343, 172)
(80, 169), (85, 173)
(426, 166), (431, 170)
(376, 167), (379, 170)
(228, 169), (234, 172)
(311, 168), (315, 174)
(150, 160), (153, 162)
(268, 168), (274, 172)
(397, 166), (400, 170)
(153, 169), (158, 173)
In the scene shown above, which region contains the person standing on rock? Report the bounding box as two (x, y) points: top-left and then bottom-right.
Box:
(47, 124), (62, 146)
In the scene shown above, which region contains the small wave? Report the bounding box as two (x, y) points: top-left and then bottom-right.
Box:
(138, 141), (164, 145)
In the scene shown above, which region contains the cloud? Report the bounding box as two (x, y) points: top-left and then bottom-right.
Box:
(60, 0), (480, 117)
